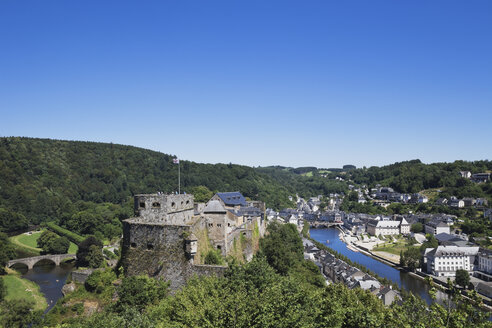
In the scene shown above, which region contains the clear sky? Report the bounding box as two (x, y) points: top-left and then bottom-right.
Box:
(1, 1), (491, 168)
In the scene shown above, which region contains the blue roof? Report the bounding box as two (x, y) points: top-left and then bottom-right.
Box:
(216, 192), (248, 206)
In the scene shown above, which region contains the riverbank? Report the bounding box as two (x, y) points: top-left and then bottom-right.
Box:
(334, 228), (492, 311)
(2, 268), (47, 311)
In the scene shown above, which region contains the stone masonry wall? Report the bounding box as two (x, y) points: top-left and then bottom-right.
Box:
(134, 194), (194, 225)
(122, 219), (226, 290)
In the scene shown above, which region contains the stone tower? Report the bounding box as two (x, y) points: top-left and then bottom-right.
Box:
(121, 193), (225, 290)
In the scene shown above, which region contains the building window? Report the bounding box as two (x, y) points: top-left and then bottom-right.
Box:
(139, 202), (145, 208)
(152, 202), (161, 208)
(131, 242), (137, 248)
(217, 224), (222, 227)
(147, 243), (154, 250)
(171, 202), (176, 208)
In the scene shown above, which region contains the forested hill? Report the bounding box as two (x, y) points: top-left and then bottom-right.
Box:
(343, 159), (492, 199)
(0, 137), (346, 234)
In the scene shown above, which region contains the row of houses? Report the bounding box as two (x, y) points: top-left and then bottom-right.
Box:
(303, 239), (402, 306)
(459, 171), (491, 183)
(435, 196), (488, 208)
(371, 187), (429, 204)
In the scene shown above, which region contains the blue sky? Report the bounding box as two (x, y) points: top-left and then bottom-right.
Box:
(1, 1), (491, 168)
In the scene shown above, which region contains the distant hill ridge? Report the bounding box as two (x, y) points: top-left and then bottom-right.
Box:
(0, 137), (490, 234)
(0, 137), (347, 232)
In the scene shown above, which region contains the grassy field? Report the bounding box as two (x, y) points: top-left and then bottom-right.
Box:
(419, 188), (443, 203)
(3, 269), (47, 311)
(10, 230), (78, 255)
(373, 238), (411, 256)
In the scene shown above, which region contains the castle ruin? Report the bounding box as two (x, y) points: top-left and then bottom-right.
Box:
(121, 192), (265, 290)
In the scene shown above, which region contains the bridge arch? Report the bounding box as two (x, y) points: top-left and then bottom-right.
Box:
(32, 258), (57, 268)
(7, 254), (76, 270)
(8, 262), (29, 270)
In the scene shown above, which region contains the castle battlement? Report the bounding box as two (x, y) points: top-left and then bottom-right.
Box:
(133, 193), (194, 225)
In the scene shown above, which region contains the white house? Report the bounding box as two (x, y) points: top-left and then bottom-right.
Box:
(399, 218), (410, 235)
(367, 219), (400, 236)
(424, 246), (479, 277)
(478, 248), (492, 277)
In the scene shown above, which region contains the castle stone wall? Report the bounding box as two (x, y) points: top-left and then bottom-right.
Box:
(134, 194), (194, 225)
(122, 218), (226, 290)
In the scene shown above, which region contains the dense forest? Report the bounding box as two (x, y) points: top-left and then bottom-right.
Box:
(0, 137), (346, 237)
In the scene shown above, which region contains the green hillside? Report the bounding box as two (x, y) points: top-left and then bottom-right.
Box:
(342, 159), (492, 201)
(0, 137), (342, 235)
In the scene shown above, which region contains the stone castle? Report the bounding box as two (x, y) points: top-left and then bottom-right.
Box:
(121, 192), (266, 290)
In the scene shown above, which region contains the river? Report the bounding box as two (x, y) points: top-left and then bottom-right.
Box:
(15, 262), (74, 313)
(310, 228), (449, 305)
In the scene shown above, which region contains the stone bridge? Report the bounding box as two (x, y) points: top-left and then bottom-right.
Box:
(308, 221), (343, 228)
(7, 254), (76, 270)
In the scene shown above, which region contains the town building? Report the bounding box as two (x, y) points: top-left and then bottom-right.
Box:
(425, 220), (450, 235)
(471, 173), (491, 183)
(424, 245), (479, 277)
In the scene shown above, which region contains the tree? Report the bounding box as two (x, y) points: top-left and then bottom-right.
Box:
(0, 232), (15, 274)
(411, 222), (423, 233)
(347, 191), (359, 202)
(116, 275), (169, 312)
(0, 277), (6, 302)
(204, 249), (224, 265)
(400, 247), (421, 271)
(85, 269), (116, 293)
(420, 234), (438, 252)
(0, 208), (28, 233)
(77, 236), (103, 267)
(86, 245), (104, 268)
(50, 236), (70, 254)
(1, 299), (43, 328)
(190, 185), (214, 203)
(38, 231), (70, 254)
(455, 269), (470, 288)
(259, 222), (303, 275)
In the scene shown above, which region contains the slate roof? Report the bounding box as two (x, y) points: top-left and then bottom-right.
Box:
(203, 200), (227, 213)
(426, 220), (448, 228)
(435, 233), (462, 243)
(238, 206), (262, 217)
(425, 245), (479, 257)
(216, 192), (248, 206)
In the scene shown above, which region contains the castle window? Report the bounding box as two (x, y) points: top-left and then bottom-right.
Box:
(208, 223), (213, 227)
(217, 224), (222, 227)
(139, 202), (145, 208)
(147, 243), (154, 250)
(181, 201), (184, 205)
(186, 200), (190, 205)
(171, 202), (176, 208)
(152, 202), (161, 208)
(217, 245), (222, 250)
(131, 242), (137, 248)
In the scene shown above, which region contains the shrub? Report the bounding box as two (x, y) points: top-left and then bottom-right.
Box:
(85, 269), (116, 293)
(204, 249), (224, 265)
(46, 222), (85, 244)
